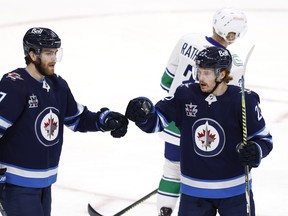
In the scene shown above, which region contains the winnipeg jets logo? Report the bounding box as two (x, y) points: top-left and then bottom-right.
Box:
(185, 102), (198, 117)
(28, 94), (38, 108)
(192, 118), (225, 157)
(197, 121), (216, 150)
(6, 72), (23, 81)
(35, 107), (60, 147)
(43, 109), (58, 139)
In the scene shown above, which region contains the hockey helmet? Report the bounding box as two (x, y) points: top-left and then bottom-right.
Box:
(213, 8), (247, 43)
(195, 46), (232, 75)
(23, 27), (62, 58)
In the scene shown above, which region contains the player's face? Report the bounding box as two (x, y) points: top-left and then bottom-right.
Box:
(197, 68), (217, 93)
(38, 48), (60, 75)
(226, 32), (236, 44)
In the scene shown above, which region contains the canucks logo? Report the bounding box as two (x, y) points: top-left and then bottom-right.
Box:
(35, 107), (60, 147)
(232, 54), (244, 66)
(192, 118), (225, 157)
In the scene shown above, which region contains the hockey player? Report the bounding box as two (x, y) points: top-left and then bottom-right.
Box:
(0, 27), (128, 216)
(125, 46), (273, 216)
(158, 8), (248, 215)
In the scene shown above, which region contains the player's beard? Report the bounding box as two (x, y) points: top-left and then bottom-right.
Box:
(34, 58), (55, 76)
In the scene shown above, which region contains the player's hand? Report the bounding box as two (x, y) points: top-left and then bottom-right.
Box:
(237, 141), (261, 167)
(125, 97), (154, 123)
(96, 108), (128, 138)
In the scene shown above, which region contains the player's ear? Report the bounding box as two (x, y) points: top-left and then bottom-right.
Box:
(28, 50), (38, 61)
(219, 69), (226, 80)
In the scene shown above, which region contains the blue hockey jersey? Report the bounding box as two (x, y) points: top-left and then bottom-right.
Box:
(137, 83), (273, 198)
(0, 68), (100, 188)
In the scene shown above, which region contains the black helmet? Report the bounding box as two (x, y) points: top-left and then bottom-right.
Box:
(23, 27), (61, 56)
(195, 46), (232, 75)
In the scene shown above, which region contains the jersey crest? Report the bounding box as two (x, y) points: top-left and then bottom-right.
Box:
(28, 94), (39, 108)
(6, 72), (24, 81)
(185, 102), (198, 117)
(232, 54), (244, 66)
(192, 118), (225, 157)
(35, 107), (60, 147)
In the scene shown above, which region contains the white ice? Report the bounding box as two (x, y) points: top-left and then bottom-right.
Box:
(0, 0), (287, 215)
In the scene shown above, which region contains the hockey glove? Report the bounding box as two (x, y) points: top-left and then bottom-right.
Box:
(125, 97), (154, 123)
(237, 141), (262, 168)
(96, 108), (128, 138)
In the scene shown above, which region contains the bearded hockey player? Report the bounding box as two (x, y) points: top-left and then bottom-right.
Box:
(0, 27), (128, 216)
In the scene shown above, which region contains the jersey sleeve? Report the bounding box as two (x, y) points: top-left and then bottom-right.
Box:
(60, 78), (98, 132)
(134, 94), (180, 134)
(150, 87), (184, 132)
(160, 38), (183, 92)
(245, 90), (273, 158)
(0, 76), (27, 137)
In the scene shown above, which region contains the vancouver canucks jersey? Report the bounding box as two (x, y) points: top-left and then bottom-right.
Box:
(159, 33), (244, 147)
(139, 83), (273, 198)
(0, 68), (99, 188)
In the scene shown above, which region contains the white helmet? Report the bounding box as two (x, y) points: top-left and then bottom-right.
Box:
(213, 8), (247, 43)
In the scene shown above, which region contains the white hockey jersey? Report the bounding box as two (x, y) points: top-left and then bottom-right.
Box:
(160, 33), (244, 145)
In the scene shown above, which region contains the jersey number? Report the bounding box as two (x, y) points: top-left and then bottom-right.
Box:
(183, 64), (197, 83)
(0, 92), (7, 103)
(255, 104), (263, 121)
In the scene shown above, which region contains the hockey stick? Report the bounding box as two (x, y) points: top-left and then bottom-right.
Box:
(0, 202), (7, 216)
(240, 45), (255, 216)
(88, 189), (157, 216)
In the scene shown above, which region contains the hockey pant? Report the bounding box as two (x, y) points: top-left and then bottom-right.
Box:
(0, 183), (52, 216)
(178, 193), (255, 216)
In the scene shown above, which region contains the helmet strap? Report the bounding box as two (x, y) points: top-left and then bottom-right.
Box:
(210, 81), (220, 94)
(209, 78), (222, 95)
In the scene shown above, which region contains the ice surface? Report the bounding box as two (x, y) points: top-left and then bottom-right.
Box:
(0, 1), (287, 215)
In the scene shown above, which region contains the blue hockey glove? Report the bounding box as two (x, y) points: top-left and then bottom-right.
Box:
(237, 141), (262, 168)
(96, 108), (128, 138)
(125, 97), (154, 123)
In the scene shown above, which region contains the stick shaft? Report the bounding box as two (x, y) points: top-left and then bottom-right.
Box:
(241, 45), (255, 216)
(88, 189), (157, 216)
